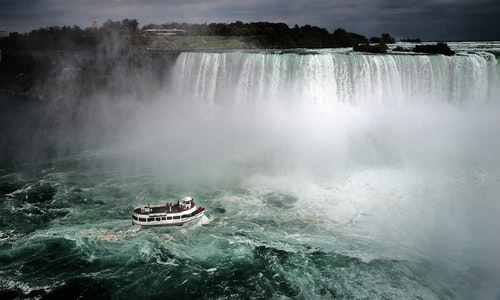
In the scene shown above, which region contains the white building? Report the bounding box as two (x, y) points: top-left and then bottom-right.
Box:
(143, 28), (185, 36)
(91, 20), (100, 30)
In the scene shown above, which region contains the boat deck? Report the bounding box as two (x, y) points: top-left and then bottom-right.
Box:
(133, 202), (196, 215)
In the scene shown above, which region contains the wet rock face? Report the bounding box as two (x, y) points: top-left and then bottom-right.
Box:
(353, 43), (388, 54)
(412, 42), (455, 56)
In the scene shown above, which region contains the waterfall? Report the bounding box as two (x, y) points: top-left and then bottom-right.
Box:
(159, 51), (500, 175)
(171, 51), (498, 106)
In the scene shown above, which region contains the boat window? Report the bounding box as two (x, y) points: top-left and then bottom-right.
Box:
(139, 218), (146, 222)
(155, 217), (161, 221)
(174, 216), (180, 219)
(162, 217), (166, 220)
(167, 216), (172, 220)
(132, 216), (138, 220)
(148, 218), (154, 222)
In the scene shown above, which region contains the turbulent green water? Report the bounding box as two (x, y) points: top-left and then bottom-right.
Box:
(1, 43), (500, 299)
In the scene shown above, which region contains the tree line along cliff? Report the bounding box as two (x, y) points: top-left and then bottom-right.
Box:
(1, 19), (377, 52)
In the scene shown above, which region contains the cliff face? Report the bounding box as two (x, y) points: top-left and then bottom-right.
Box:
(0, 49), (180, 101)
(0, 49), (182, 166)
(0, 51), (38, 96)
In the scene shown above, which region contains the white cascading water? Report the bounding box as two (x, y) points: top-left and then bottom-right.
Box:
(172, 51), (497, 105)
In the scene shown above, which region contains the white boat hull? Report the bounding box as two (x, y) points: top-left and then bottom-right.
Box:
(132, 199), (205, 227)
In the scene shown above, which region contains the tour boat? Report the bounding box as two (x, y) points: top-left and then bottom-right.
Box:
(132, 196), (205, 227)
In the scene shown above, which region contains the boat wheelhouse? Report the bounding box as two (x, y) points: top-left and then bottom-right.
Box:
(132, 196), (205, 227)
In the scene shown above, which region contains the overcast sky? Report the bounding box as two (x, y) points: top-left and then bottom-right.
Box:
(1, 0), (499, 41)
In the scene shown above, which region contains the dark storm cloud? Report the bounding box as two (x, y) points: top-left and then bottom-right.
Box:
(0, 0), (498, 40)
(365, 0), (500, 40)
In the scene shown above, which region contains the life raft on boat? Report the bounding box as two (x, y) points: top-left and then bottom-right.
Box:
(132, 196), (205, 227)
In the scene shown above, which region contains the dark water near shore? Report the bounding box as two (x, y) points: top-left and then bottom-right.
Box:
(1, 43), (500, 299)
